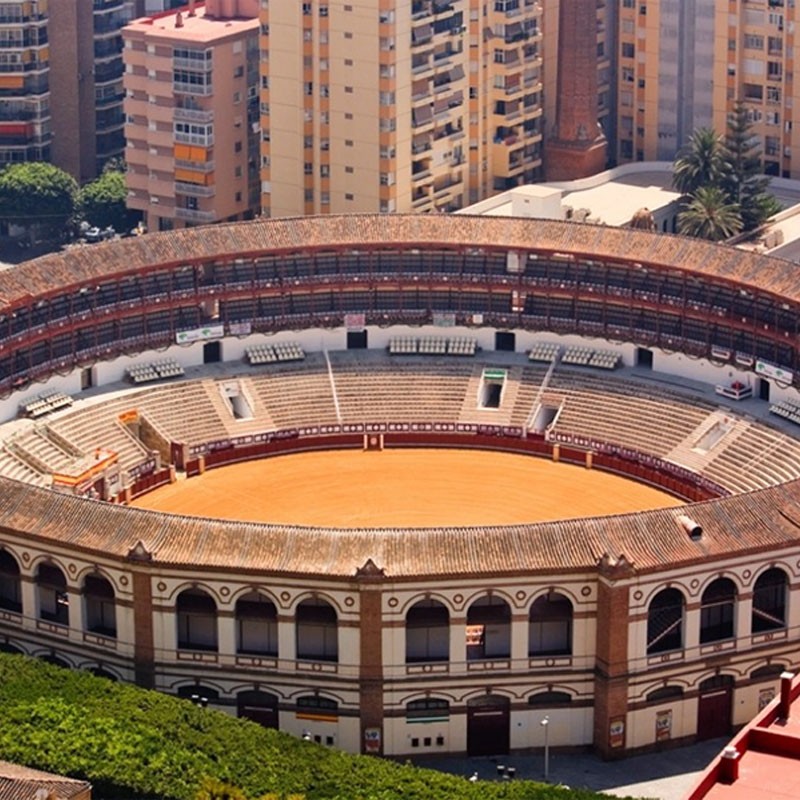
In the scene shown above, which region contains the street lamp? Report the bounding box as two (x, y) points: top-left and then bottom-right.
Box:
(540, 716), (550, 781)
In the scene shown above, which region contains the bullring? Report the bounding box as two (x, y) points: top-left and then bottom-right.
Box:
(0, 214), (798, 758)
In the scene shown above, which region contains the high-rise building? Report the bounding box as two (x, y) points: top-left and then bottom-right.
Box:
(260, 0), (545, 217)
(614, 0), (798, 178)
(123, 0), (261, 232)
(0, 0), (131, 182)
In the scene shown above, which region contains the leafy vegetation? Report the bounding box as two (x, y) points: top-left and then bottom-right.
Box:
(0, 162), (79, 240)
(0, 654), (628, 800)
(78, 169), (133, 232)
(673, 101), (781, 240)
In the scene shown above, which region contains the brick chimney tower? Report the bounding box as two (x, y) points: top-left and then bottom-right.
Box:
(544, 0), (608, 181)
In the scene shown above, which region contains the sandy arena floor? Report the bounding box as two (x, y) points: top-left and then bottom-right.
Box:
(131, 448), (683, 528)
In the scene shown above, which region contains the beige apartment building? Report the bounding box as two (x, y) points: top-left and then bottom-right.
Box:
(615, 0), (798, 177)
(260, 0), (547, 217)
(123, 0), (260, 232)
(0, 0), (130, 182)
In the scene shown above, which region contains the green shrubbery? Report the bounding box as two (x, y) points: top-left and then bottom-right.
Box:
(0, 654), (622, 800)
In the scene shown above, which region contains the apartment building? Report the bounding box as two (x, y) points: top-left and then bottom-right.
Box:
(0, 0), (131, 182)
(123, 0), (260, 232)
(260, 0), (546, 217)
(614, 0), (798, 178)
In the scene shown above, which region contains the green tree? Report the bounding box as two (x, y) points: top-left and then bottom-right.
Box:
(672, 127), (729, 195)
(677, 185), (743, 241)
(723, 100), (782, 230)
(79, 169), (132, 231)
(0, 162), (78, 240)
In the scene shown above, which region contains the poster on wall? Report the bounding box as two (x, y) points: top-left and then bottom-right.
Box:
(759, 687), (776, 711)
(609, 716), (625, 749)
(655, 709), (672, 742)
(364, 727), (381, 754)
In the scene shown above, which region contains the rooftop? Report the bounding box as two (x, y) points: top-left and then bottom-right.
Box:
(126, 0), (258, 44)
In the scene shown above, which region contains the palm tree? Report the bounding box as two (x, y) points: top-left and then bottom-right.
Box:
(677, 186), (743, 242)
(672, 128), (729, 195)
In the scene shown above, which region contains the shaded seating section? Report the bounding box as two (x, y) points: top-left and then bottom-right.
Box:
(527, 341), (560, 363)
(249, 366), (338, 428)
(769, 398), (800, 425)
(8, 429), (79, 475)
(0, 450), (49, 486)
(19, 389), (73, 418)
(245, 341), (305, 365)
(126, 358), (184, 384)
(176, 588), (218, 651)
(406, 599), (449, 663)
(388, 336), (477, 356)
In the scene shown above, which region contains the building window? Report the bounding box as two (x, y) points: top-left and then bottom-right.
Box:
(0, 549), (21, 613)
(37, 563), (69, 626)
(647, 588), (684, 654)
(176, 588), (218, 651)
(83, 573), (116, 638)
(406, 599), (449, 663)
(296, 598), (338, 661)
(700, 578), (737, 644)
(529, 592), (573, 656)
(406, 698), (449, 722)
(466, 595), (510, 660)
(752, 568), (787, 633)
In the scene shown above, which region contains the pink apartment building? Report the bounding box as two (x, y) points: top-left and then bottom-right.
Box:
(123, 0), (260, 232)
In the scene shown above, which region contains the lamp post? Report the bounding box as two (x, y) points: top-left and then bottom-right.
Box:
(540, 716), (550, 781)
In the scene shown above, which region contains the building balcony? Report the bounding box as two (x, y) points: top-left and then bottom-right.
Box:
(174, 132), (214, 147)
(174, 107), (215, 124)
(173, 82), (213, 97)
(176, 207), (217, 224)
(175, 158), (215, 173)
(175, 181), (216, 198)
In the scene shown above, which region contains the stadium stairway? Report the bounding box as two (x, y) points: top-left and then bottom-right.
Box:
(664, 410), (750, 474)
(457, 365), (524, 426)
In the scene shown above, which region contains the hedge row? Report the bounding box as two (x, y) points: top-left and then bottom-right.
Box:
(0, 654), (635, 800)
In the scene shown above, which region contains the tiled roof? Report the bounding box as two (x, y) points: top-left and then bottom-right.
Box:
(2, 475), (799, 578)
(0, 761), (89, 800)
(1, 215), (799, 311)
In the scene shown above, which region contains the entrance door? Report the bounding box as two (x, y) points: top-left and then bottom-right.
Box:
(697, 676), (733, 741)
(758, 378), (770, 402)
(467, 695), (510, 756)
(204, 340), (221, 363)
(237, 690), (279, 729)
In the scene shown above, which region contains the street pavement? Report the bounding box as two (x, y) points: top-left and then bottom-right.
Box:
(413, 738), (727, 799)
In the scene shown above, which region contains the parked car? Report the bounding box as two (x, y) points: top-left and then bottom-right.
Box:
(84, 225), (115, 243)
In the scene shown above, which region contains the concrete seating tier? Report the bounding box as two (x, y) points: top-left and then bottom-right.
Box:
(561, 346), (620, 369)
(770, 399), (800, 425)
(19, 390), (73, 418)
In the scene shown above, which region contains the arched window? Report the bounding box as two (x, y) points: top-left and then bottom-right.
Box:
(700, 578), (737, 644)
(296, 598), (338, 662)
(751, 663), (786, 681)
(83, 573), (116, 638)
(296, 695), (338, 719)
(406, 599), (449, 663)
(177, 685), (220, 706)
(237, 689), (279, 729)
(529, 592), (573, 656)
(176, 588), (218, 651)
(88, 667), (118, 681)
(0, 550), (21, 613)
(406, 698), (450, 722)
(752, 568), (787, 633)
(36, 563), (69, 626)
(39, 654), (69, 669)
(466, 595), (510, 660)
(647, 588), (684, 654)
(236, 592), (278, 656)
(646, 686), (684, 704)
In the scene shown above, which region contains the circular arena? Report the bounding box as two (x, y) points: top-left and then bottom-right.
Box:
(1, 215), (800, 759)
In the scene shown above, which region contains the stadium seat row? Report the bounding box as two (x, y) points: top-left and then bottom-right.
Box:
(770, 400), (800, 426)
(246, 342), (305, 365)
(126, 359), (184, 384)
(562, 346), (620, 370)
(388, 336), (477, 356)
(528, 342), (560, 363)
(20, 390), (73, 419)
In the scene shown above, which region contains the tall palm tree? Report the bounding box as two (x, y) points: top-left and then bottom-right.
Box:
(672, 128), (730, 196)
(677, 186), (743, 242)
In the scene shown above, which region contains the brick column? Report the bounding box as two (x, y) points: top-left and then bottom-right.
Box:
(593, 554), (634, 759)
(356, 559), (386, 756)
(128, 541), (155, 688)
(544, 0), (608, 180)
